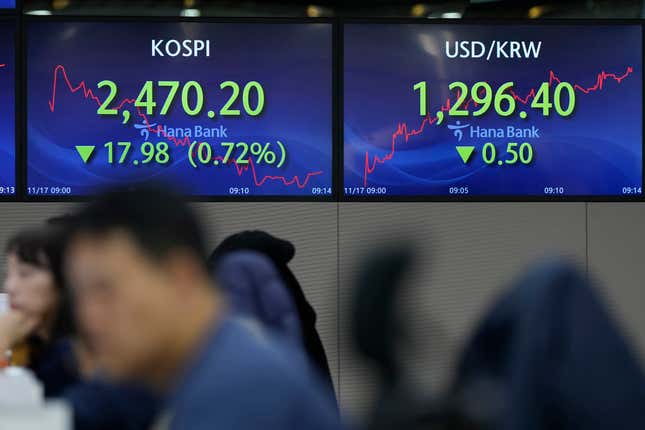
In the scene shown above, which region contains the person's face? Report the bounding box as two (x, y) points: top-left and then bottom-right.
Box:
(65, 230), (181, 383)
(4, 252), (58, 326)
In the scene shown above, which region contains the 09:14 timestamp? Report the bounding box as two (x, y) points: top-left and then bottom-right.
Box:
(622, 186), (642, 195)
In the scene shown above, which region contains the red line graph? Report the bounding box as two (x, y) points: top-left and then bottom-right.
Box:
(48, 64), (322, 189)
(363, 67), (634, 187)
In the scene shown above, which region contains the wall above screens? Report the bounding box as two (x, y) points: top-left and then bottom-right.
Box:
(343, 21), (644, 201)
(0, 19), (15, 197)
(25, 18), (334, 199)
(1, 17), (642, 202)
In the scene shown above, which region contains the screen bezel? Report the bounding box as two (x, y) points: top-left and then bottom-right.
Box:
(9, 16), (645, 202)
(340, 18), (645, 202)
(0, 15), (18, 201)
(0, 0), (17, 13)
(22, 15), (338, 202)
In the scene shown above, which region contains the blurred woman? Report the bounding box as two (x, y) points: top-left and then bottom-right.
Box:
(1, 227), (77, 392)
(0, 225), (159, 430)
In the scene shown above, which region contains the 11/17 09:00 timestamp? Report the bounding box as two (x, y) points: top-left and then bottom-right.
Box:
(28, 187), (73, 195)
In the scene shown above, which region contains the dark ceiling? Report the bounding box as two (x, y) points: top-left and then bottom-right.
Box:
(21, 0), (645, 18)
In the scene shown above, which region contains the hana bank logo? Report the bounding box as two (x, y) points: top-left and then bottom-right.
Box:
(134, 121), (157, 141)
(447, 121), (470, 142)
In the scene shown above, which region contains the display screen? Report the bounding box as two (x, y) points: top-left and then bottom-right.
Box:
(344, 24), (643, 198)
(0, 21), (15, 196)
(27, 21), (333, 197)
(0, 1), (16, 8)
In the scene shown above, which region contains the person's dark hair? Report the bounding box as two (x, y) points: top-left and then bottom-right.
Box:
(68, 186), (208, 269)
(5, 226), (75, 339)
(208, 230), (295, 269)
(6, 229), (52, 271)
(46, 213), (78, 229)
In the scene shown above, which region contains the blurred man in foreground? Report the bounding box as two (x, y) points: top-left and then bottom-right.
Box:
(63, 187), (340, 430)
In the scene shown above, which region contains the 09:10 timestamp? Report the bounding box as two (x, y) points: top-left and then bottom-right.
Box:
(544, 187), (565, 195)
(229, 187), (250, 195)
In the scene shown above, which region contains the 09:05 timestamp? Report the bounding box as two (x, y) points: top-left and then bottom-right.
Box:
(449, 186), (469, 195)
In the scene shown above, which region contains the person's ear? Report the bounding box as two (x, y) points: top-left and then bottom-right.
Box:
(163, 250), (206, 294)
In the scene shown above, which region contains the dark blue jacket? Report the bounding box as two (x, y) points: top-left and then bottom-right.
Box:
(31, 338), (160, 430)
(214, 251), (303, 345)
(209, 232), (337, 408)
(454, 259), (645, 430)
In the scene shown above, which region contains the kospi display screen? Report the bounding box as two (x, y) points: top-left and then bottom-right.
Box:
(344, 24), (643, 199)
(27, 21), (333, 198)
(0, 21), (15, 196)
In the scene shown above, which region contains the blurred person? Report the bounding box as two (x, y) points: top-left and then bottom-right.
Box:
(352, 246), (478, 430)
(64, 187), (341, 430)
(208, 230), (337, 403)
(1, 225), (159, 430)
(210, 250), (303, 343)
(210, 247), (338, 410)
(1, 227), (76, 388)
(451, 259), (645, 430)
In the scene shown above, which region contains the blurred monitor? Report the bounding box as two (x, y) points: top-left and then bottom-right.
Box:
(0, 19), (15, 196)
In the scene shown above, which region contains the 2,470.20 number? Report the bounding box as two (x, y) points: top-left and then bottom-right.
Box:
(97, 80), (265, 118)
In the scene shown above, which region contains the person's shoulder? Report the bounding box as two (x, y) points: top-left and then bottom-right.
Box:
(203, 318), (311, 386)
(171, 320), (340, 429)
(30, 337), (81, 397)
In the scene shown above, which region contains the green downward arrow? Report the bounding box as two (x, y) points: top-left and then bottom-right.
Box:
(75, 145), (96, 164)
(456, 146), (475, 164)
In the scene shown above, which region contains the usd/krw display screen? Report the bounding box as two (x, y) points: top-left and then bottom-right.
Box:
(0, 21), (15, 196)
(344, 24), (642, 198)
(27, 21), (333, 197)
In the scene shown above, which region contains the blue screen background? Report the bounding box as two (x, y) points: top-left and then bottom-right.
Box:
(0, 22), (15, 195)
(28, 22), (333, 197)
(344, 24), (643, 197)
(0, 0), (15, 8)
